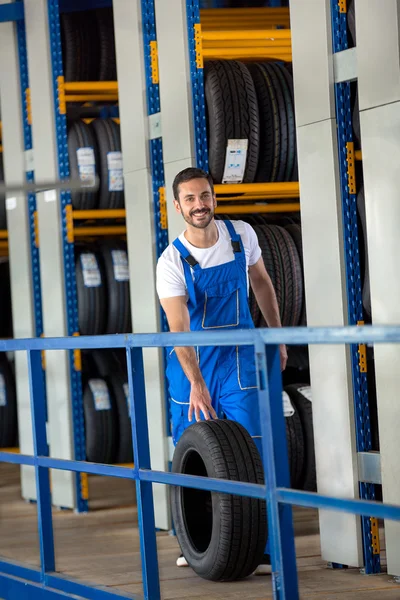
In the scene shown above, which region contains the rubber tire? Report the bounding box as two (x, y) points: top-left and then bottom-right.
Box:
(171, 420), (267, 582)
(98, 241), (132, 334)
(285, 384), (316, 492)
(84, 378), (118, 464)
(0, 154), (7, 230)
(90, 118), (125, 209)
(285, 223), (306, 325)
(353, 87), (361, 146)
(204, 60), (260, 184)
(347, 0), (356, 47)
(108, 372), (133, 464)
(0, 260), (13, 338)
(60, 13), (79, 82)
(285, 406), (305, 490)
(0, 354), (18, 448)
(96, 8), (117, 81)
(269, 63), (295, 182)
(357, 186), (371, 318)
(75, 247), (107, 335)
(247, 63), (278, 182)
(68, 121), (99, 210)
(260, 63), (288, 182)
(279, 64), (298, 182)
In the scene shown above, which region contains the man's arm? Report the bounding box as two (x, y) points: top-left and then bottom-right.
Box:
(160, 296), (217, 422)
(248, 256), (288, 370)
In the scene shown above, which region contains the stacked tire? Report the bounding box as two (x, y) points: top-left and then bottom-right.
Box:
(61, 8), (117, 82)
(204, 60), (297, 184)
(76, 241), (131, 336)
(68, 118), (124, 211)
(81, 348), (132, 464)
(0, 353), (18, 449)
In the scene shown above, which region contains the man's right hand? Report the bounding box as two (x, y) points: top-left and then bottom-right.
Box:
(188, 381), (218, 423)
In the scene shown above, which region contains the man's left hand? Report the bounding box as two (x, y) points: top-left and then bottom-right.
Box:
(280, 344), (288, 371)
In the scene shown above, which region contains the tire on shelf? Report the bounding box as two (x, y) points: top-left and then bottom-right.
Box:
(0, 353), (18, 448)
(247, 63), (279, 183)
(60, 13), (79, 82)
(75, 247), (107, 335)
(108, 373), (133, 464)
(353, 87), (361, 146)
(356, 186), (371, 318)
(204, 60), (260, 184)
(0, 154), (7, 230)
(284, 397), (305, 490)
(285, 384), (316, 492)
(269, 62), (295, 182)
(285, 223), (306, 325)
(90, 118), (125, 209)
(278, 63), (298, 182)
(60, 12), (99, 82)
(98, 241), (132, 333)
(96, 7), (117, 81)
(347, 0), (356, 47)
(0, 259), (13, 339)
(171, 419), (267, 581)
(68, 120), (99, 210)
(259, 63), (288, 182)
(83, 378), (118, 464)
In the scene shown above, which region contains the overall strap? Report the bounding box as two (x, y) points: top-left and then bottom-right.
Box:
(172, 238), (200, 305)
(224, 220), (245, 257)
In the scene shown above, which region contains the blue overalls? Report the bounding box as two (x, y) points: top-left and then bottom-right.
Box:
(166, 220), (262, 457)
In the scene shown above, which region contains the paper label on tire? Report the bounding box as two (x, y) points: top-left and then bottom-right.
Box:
(89, 379), (111, 411)
(80, 253), (101, 288)
(107, 151), (124, 192)
(76, 147), (95, 186)
(123, 382), (130, 416)
(222, 139), (248, 184)
(0, 374), (6, 407)
(297, 386), (312, 402)
(111, 250), (129, 282)
(282, 391), (294, 417)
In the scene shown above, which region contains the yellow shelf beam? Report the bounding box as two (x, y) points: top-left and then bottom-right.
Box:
(63, 81), (118, 93)
(65, 95), (118, 103)
(203, 49), (291, 61)
(214, 182), (299, 198)
(73, 209), (126, 220)
(202, 29), (290, 41)
(73, 225), (127, 237)
(355, 150), (362, 161)
(216, 202), (300, 214)
(0, 230), (8, 239)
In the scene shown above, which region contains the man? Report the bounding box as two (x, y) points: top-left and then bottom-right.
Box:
(156, 167), (287, 575)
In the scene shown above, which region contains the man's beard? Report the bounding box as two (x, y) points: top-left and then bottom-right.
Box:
(184, 207), (214, 229)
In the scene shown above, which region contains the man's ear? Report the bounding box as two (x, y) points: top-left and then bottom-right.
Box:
(173, 199), (181, 214)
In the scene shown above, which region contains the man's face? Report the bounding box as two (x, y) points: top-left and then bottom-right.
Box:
(174, 178), (216, 229)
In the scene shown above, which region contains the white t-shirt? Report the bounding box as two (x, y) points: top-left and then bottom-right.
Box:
(156, 220), (262, 300)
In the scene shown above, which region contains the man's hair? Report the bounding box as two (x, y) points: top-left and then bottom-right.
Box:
(172, 167), (214, 201)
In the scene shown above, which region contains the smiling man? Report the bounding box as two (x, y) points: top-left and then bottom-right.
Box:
(156, 167), (286, 574)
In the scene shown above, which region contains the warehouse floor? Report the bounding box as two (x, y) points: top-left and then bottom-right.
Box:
(0, 463), (398, 600)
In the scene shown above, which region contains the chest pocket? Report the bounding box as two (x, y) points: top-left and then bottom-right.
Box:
(202, 278), (240, 329)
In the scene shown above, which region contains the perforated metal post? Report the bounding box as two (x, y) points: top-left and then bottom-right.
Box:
(330, 0), (380, 574)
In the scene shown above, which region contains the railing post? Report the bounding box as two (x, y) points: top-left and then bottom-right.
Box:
(255, 338), (299, 600)
(27, 349), (55, 579)
(126, 345), (161, 600)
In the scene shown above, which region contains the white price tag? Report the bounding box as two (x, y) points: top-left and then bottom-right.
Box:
(107, 151), (124, 192)
(77, 147), (96, 186)
(222, 139), (248, 184)
(0, 374), (6, 407)
(89, 379), (111, 411)
(297, 386), (312, 402)
(282, 391), (294, 417)
(123, 382), (130, 416)
(80, 253), (101, 288)
(111, 250), (129, 282)
(6, 197), (16, 211)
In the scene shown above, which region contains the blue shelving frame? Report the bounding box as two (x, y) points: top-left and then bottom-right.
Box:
(330, 0), (380, 575)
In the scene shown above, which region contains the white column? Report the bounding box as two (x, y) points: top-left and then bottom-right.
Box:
(356, 0), (400, 576)
(113, 0), (170, 530)
(155, 0), (196, 241)
(0, 1), (36, 501)
(24, 0), (76, 508)
(290, 0), (363, 567)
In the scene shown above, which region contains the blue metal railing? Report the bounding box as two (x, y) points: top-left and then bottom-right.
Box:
(0, 326), (400, 600)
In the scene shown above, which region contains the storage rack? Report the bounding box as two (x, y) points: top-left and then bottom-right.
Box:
(329, 0), (379, 574)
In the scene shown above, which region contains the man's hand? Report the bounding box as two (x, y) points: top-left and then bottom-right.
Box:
(280, 344), (288, 371)
(188, 381), (218, 423)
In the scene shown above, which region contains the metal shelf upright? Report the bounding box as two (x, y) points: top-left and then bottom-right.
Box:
(329, 0), (379, 575)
